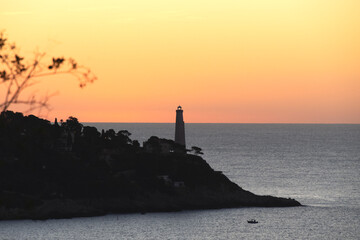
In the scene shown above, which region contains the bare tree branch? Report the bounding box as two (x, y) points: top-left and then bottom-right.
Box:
(0, 31), (97, 113)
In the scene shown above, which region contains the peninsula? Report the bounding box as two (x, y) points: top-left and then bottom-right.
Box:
(0, 110), (300, 220)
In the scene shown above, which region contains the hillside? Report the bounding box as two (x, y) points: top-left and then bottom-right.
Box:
(0, 111), (300, 220)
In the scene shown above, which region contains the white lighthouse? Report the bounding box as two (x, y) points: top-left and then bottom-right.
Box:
(175, 106), (186, 147)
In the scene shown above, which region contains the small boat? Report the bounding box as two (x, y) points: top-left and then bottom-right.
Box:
(247, 219), (258, 224)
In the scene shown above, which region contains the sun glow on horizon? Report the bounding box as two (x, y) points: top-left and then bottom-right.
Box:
(1, 0), (359, 123)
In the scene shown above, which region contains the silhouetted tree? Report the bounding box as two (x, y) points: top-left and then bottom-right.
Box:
(104, 129), (116, 141)
(64, 116), (83, 135)
(191, 146), (204, 156)
(0, 32), (96, 113)
(132, 140), (140, 148)
(117, 130), (131, 138)
(117, 130), (132, 144)
(145, 136), (162, 154)
(83, 126), (100, 139)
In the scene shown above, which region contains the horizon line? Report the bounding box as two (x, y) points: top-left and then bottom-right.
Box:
(82, 122), (360, 125)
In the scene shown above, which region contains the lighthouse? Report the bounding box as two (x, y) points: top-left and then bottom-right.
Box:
(175, 106), (186, 147)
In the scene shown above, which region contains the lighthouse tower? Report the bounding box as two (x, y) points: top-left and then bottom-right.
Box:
(175, 106), (186, 147)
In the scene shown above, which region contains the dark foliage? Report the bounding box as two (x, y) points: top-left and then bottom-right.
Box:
(0, 111), (300, 219)
(0, 111), (231, 201)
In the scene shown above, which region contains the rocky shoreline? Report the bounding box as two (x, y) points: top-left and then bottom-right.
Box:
(0, 189), (300, 221)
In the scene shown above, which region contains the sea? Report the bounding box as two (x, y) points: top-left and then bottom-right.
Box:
(1, 123), (359, 239)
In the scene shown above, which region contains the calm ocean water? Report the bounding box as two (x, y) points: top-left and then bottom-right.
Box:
(1, 124), (359, 239)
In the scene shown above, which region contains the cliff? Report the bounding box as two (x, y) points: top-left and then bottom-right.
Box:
(0, 111), (300, 220)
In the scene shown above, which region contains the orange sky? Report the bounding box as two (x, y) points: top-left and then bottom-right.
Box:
(1, 0), (360, 123)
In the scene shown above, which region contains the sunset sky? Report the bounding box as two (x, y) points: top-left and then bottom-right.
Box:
(1, 0), (359, 123)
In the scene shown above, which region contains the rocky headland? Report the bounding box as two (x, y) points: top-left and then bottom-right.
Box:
(0, 111), (300, 220)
